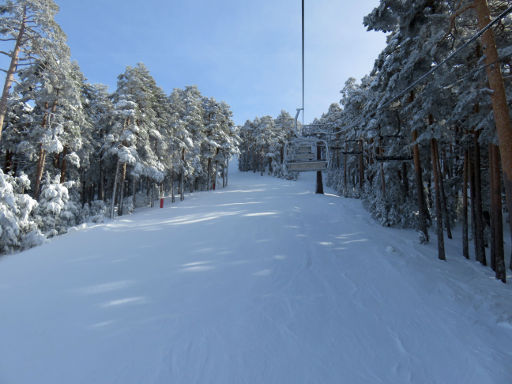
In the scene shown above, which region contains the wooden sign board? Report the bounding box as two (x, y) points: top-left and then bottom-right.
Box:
(287, 161), (327, 172)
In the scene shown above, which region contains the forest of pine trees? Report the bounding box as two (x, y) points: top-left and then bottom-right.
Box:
(0, 1), (239, 253)
(239, 0), (512, 282)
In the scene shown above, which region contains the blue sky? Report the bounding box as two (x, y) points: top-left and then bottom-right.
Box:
(54, 0), (386, 125)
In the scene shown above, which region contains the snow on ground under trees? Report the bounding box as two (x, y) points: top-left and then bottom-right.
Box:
(0, 164), (511, 384)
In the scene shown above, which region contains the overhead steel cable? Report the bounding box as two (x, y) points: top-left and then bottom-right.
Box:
(302, 0), (305, 125)
(441, 51), (512, 90)
(378, 4), (512, 110)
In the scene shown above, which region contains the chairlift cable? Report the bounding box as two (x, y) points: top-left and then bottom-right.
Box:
(378, 4), (512, 111)
(302, 0), (305, 126)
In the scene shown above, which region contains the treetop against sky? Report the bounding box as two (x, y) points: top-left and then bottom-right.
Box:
(51, 0), (385, 125)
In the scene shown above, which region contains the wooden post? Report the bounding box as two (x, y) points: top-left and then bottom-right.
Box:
(316, 141), (324, 194)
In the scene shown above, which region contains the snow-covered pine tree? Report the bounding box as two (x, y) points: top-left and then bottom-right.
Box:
(0, 0), (66, 142)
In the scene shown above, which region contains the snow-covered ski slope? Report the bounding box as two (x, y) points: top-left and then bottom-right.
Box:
(1, 165), (512, 384)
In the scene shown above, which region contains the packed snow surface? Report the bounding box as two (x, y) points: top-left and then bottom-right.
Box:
(1, 166), (512, 383)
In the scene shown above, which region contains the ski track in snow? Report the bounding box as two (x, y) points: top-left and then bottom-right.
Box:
(1, 164), (512, 383)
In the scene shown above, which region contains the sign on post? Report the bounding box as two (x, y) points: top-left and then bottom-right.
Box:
(294, 153), (317, 161)
(287, 161), (327, 172)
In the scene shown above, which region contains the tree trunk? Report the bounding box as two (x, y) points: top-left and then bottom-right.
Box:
(222, 160), (226, 188)
(474, 0), (512, 271)
(118, 163), (127, 216)
(431, 139), (446, 260)
(214, 161), (219, 189)
(379, 137), (386, 194)
(132, 177), (137, 208)
(343, 142), (348, 194)
(34, 144), (47, 200)
(462, 150), (469, 259)
(59, 146), (68, 183)
(4, 150), (13, 173)
(98, 158), (105, 201)
(469, 150), (477, 259)
(472, 135), (486, 265)
(207, 157), (212, 191)
(412, 130), (429, 242)
(437, 144), (452, 239)
(489, 144), (506, 282)
(358, 139), (364, 191)
(110, 160), (120, 218)
(171, 168), (175, 203)
(34, 101), (58, 199)
(402, 162), (409, 197)
(225, 158), (229, 187)
(0, 6), (26, 143)
(180, 172), (184, 201)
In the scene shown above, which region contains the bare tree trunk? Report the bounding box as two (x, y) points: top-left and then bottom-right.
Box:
(34, 101), (58, 199)
(132, 177), (137, 208)
(0, 6), (26, 143)
(207, 157), (212, 191)
(474, 0), (512, 271)
(118, 163), (127, 215)
(225, 158), (229, 187)
(180, 172), (184, 201)
(437, 144), (452, 239)
(214, 161), (218, 189)
(343, 142), (348, 194)
(4, 150), (13, 173)
(180, 148), (185, 201)
(431, 139), (446, 260)
(80, 170), (86, 207)
(59, 146), (68, 183)
(98, 158), (105, 201)
(34, 144), (47, 200)
(110, 160), (120, 218)
(412, 130), (429, 242)
(171, 168), (175, 203)
(358, 139), (364, 191)
(462, 150), (470, 259)
(402, 162), (409, 197)
(222, 160), (226, 188)
(469, 150), (477, 259)
(490, 144), (506, 282)
(473, 134), (486, 265)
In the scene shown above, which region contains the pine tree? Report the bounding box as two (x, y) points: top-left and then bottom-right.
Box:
(0, 0), (66, 143)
